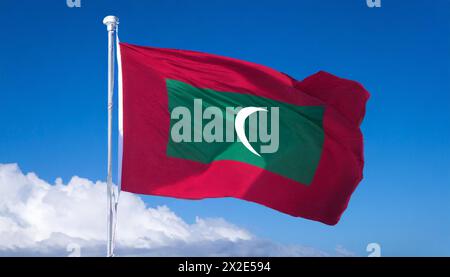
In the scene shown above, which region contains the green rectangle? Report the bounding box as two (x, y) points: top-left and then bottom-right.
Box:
(166, 79), (324, 185)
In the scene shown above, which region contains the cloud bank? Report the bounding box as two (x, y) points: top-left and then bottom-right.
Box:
(0, 163), (331, 257)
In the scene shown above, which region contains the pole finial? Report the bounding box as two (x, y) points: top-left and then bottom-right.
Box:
(103, 15), (119, 31)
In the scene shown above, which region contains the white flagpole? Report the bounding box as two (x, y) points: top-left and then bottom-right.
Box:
(103, 15), (119, 257)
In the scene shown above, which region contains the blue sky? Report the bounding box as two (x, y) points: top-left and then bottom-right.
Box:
(1, 0), (449, 256)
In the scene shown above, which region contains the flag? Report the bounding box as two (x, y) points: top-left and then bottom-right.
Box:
(118, 42), (369, 225)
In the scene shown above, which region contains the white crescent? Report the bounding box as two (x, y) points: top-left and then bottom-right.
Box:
(235, 107), (267, 157)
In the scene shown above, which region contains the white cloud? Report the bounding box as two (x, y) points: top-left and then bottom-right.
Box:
(335, 245), (356, 257)
(0, 163), (329, 257)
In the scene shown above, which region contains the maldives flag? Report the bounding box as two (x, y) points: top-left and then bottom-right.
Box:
(118, 42), (369, 225)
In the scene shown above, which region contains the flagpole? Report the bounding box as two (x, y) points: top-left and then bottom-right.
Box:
(103, 15), (119, 257)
